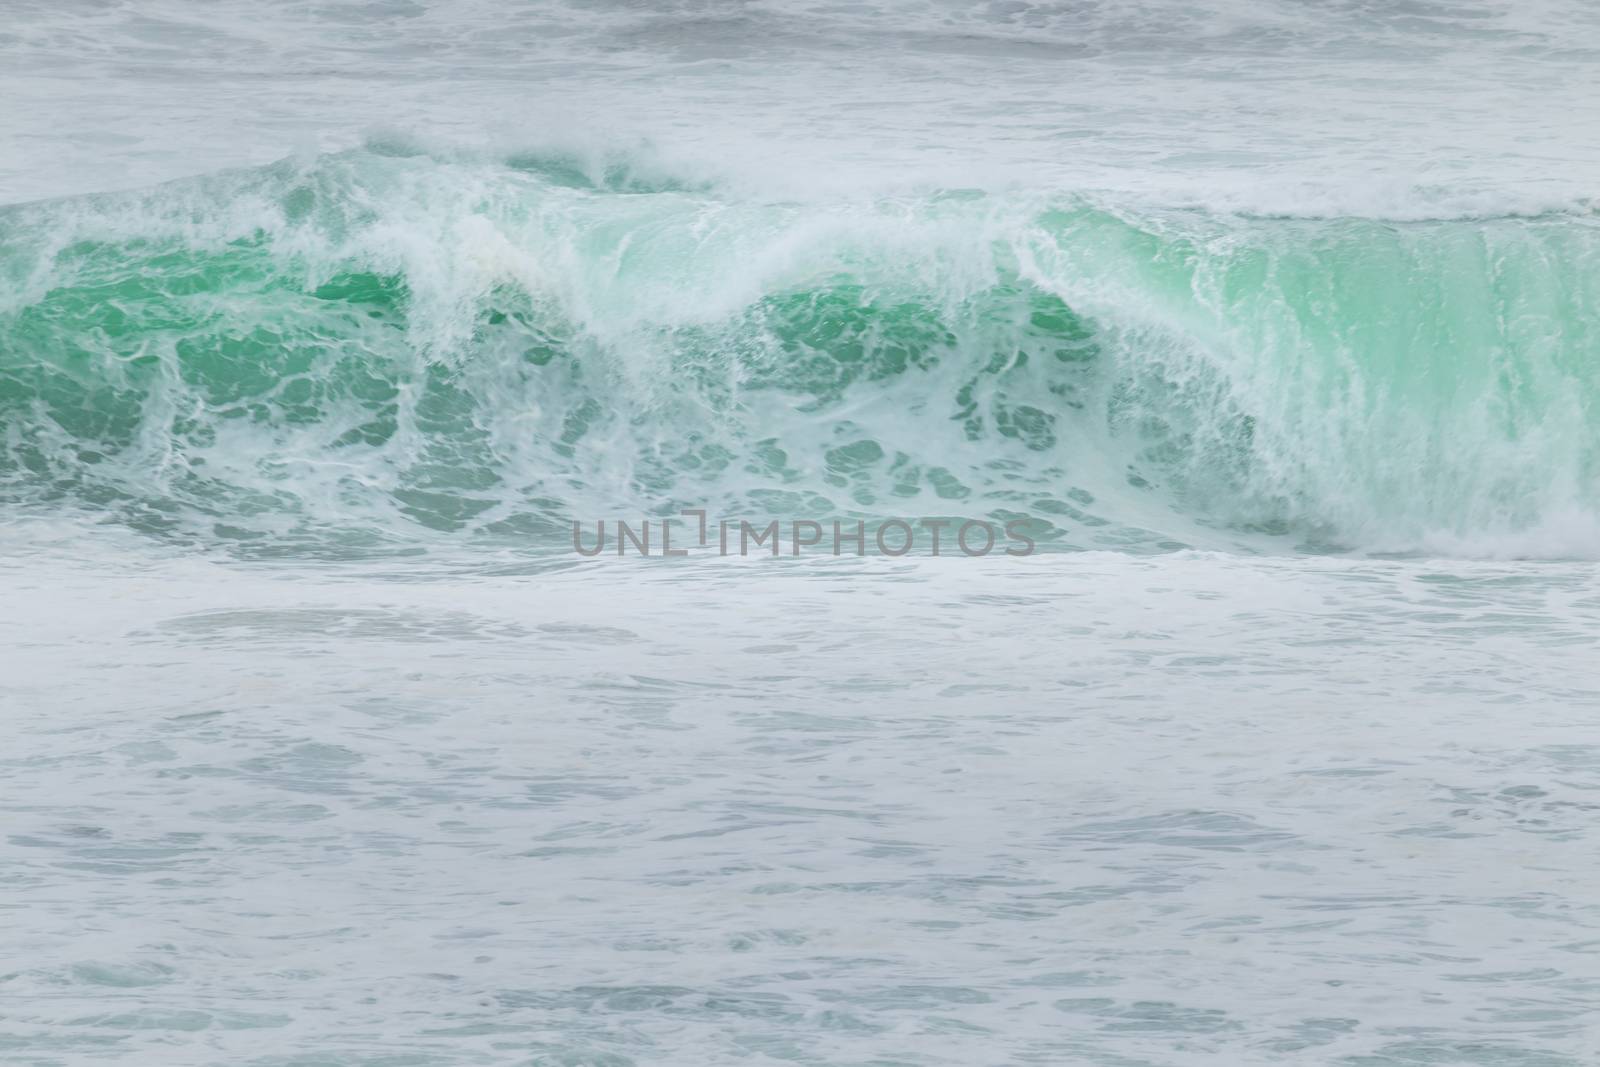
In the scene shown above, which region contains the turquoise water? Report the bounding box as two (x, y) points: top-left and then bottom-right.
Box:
(5, 149), (1599, 556)
(3, 2), (1600, 1065)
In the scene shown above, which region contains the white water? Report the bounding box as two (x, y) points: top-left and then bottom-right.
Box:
(5, 530), (1600, 1064)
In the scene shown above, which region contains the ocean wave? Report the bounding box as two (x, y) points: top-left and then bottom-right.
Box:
(2, 147), (1597, 559)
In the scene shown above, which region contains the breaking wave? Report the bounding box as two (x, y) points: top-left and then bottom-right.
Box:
(3, 145), (1598, 559)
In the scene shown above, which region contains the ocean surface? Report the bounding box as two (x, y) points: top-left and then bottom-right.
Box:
(3, 2), (1600, 1064)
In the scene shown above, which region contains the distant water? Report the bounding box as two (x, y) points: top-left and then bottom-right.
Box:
(3, 2), (1600, 1064)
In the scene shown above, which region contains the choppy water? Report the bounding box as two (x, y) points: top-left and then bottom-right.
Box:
(3, 2), (1600, 1065)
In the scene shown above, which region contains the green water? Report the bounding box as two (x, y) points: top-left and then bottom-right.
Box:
(3, 150), (1598, 556)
